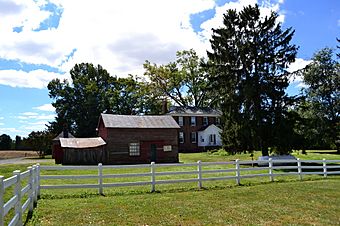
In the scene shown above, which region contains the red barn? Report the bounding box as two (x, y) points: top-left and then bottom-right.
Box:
(97, 114), (180, 164)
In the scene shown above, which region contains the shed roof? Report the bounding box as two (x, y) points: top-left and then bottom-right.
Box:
(53, 132), (75, 141)
(100, 114), (180, 129)
(167, 106), (221, 116)
(60, 137), (106, 149)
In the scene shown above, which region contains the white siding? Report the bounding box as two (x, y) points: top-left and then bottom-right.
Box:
(197, 124), (222, 147)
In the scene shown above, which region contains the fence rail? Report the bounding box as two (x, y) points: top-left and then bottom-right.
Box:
(39, 158), (340, 194)
(1, 158), (340, 225)
(0, 165), (40, 226)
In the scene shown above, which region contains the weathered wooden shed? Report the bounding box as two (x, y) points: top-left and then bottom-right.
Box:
(52, 132), (75, 164)
(60, 137), (106, 165)
(97, 114), (180, 164)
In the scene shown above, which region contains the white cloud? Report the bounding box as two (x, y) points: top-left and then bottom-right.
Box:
(22, 112), (39, 116)
(0, 69), (68, 89)
(0, 117), (4, 120)
(0, 123), (3, 126)
(34, 104), (55, 112)
(287, 58), (312, 89)
(0, 0), (287, 88)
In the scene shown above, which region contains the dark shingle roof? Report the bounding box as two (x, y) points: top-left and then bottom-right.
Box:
(53, 132), (75, 141)
(60, 137), (106, 149)
(167, 106), (221, 116)
(101, 114), (180, 129)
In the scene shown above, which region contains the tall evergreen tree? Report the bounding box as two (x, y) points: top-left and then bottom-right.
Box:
(207, 4), (298, 155)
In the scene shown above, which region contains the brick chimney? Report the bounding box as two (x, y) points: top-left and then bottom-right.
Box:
(162, 99), (168, 114)
(63, 123), (69, 138)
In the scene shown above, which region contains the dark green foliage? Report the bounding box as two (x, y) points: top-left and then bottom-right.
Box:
(300, 48), (340, 152)
(144, 49), (213, 107)
(26, 131), (52, 157)
(0, 134), (12, 150)
(48, 63), (161, 137)
(207, 4), (298, 155)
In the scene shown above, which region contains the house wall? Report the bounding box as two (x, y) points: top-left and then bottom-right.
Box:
(100, 128), (179, 164)
(62, 147), (105, 165)
(172, 116), (220, 152)
(97, 118), (108, 140)
(197, 125), (222, 147)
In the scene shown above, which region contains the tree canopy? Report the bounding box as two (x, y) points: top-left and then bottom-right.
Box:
(300, 48), (340, 152)
(48, 63), (161, 137)
(144, 49), (213, 107)
(207, 4), (298, 155)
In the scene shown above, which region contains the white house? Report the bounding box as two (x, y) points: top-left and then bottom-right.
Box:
(197, 124), (222, 147)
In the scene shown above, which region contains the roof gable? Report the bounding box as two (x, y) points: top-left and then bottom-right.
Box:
(167, 106), (221, 116)
(53, 132), (75, 141)
(100, 114), (180, 129)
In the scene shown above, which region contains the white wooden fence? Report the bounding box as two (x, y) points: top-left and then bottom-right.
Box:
(0, 164), (40, 226)
(39, 158), (340, 195)
(1, 158), (340, 225)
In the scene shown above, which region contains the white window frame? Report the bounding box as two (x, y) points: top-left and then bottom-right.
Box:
(191, 116), (196, 126)
(209, 134), (216, 145)
(216, 117), (221, 125)
(203, 116), (208, 126)
(179, 132), (185, 144)
(178, 116), (184, 126)
(191, 132), (197, 143)
(129, 143), (140, 156)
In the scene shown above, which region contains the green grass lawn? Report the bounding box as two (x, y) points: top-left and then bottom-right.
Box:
(1, 151), (340, 225)
(28, 179), (340, 226)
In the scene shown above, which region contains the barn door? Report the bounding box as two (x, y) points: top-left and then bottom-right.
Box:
(150, 144), (157, 162)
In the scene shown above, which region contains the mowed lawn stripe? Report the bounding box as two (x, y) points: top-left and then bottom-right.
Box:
(29, 179), (340, 226)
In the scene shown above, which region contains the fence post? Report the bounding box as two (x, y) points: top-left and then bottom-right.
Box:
(13, 170), (22, 225)
(27, 166), (34, 214)
(197, 160), (202, 189)
(235, 159), (240, 185)
(297, 158), (302, 181)
(323, 158), (327, 178)
(98, 163), (103, 195)
(36, 163), (41, 198)
(0, 176), (4, 226)
(151, 162), (156, 192)
(269, 158), (274, 182)
(32, 165), (38, 206)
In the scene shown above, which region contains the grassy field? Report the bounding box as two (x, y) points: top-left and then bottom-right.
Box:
(29, 179), (340, 225)
(0, 150), (38, 159)
(1, 150), (340, 225)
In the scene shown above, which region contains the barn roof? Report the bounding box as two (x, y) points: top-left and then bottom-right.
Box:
(53, 132), (75, 141)
(167, 106), (221, 116)
(60, 137), (106, 149)
(100, 114), (180, 129)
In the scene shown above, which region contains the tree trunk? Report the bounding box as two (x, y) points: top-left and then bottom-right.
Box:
(262, 147), (269, 156)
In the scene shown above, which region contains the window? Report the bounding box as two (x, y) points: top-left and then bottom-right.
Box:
(200, 136), (204, 142)
(191, 116), (196, 126)
(216, 117), (221, 125)
(203, 117), (208, 126)
(209, 134), (216, 145)
(129, 143), (140, 156)
(178, 116), (184, 126)
(179, 132), (185, 144)
(163, 145), (172, 152)
(191, 132), (197, 143)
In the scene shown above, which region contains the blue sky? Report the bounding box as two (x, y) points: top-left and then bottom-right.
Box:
(0, 0), (339, 139)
